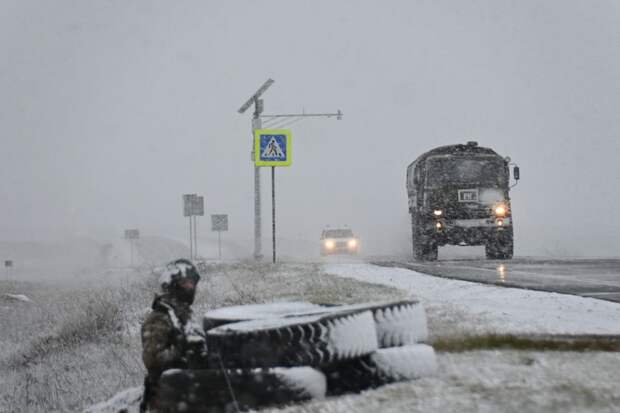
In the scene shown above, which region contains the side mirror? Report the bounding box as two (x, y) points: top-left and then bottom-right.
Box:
(513, 166), (520, 181)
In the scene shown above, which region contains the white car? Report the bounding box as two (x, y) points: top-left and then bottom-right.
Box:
(320, 228), (359, 256)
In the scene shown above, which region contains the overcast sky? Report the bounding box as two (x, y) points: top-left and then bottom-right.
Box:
(1, 1), (619, 258)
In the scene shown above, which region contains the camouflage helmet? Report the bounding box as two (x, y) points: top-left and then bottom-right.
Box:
(159, 258), (201, 292)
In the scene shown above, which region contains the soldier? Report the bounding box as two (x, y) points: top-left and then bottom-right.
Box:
(140, 258), (202, 412)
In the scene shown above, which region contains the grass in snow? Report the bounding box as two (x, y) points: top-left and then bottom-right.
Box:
(433, 334), (620, 353)
(0, 262), (404, 412)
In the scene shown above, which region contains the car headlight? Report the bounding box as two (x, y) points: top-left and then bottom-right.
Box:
(433, 209), (443, 217)
(494, 204), (507, 217)
(348, 239), (357, 248)
(324, 240), (335, 249)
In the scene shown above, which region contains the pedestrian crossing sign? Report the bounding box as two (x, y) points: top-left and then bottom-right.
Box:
(254, 129), (292, 167)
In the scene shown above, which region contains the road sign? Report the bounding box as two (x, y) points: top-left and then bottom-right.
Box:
(211, 214), (229, 232)
(254, 129), (292, 167)
(194, 196), (205, 216)
(183, 194), (196, 217)
(124, 229), (140, 240)
(4, 260), (12, 268)
(183, 194), (204, 216)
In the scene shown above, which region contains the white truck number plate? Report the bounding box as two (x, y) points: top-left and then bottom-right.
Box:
(458, 189), (479, 202)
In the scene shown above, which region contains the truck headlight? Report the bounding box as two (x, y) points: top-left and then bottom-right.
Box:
(348, 239), (357, 248)
(494, 204), (507, 217)
(433, 209), (443, 217)
(325, 240), (335, 249)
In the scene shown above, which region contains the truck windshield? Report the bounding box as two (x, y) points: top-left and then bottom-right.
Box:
(425, 158), (507, 187)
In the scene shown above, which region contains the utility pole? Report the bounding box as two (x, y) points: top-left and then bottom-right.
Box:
(238, 79), (274, 261)
(238, 80), (343, 261)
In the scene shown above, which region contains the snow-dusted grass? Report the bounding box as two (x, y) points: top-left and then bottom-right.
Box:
(8, 260), (620, 413)
(1, 262), (403, 412)
(0, 274), (151, 412)
(263, 350), (620, 413)
(200, 262), (407, 310)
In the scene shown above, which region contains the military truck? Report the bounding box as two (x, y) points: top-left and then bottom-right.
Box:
(406, 141), (519, 260)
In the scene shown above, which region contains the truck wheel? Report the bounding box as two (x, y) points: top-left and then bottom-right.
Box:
(415, 238), (438, 261)
(322, 344), (437, 395)
(206, 311), (378, 368)
(412, 217), (438, 261)
(485, 231), (514, 260)
(422, 242), (438, 261)
(157, 366), (326, 413)
(498, 238), (514, 259)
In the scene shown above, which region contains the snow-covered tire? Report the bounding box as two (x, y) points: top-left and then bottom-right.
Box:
(206, 311), (378, 368)
(319, 300), (428, 347)
(203, 302), (325, 331)
(204, 300), (428, 348)
(157, 367), (326, 413)
(323, 344), (437, 395)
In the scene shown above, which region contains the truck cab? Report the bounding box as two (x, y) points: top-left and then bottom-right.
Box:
(406, 141), (519, 260)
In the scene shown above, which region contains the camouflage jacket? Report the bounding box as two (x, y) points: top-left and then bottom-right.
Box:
(141, 294), (193, 383)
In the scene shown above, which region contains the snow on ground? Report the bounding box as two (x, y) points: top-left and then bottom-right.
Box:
(1, 293), (32, 302)
(324, 263), (620, 336)
(264, 350), (620, 413)
(83, 386), (142, 413)
(52, 261), (620, 413)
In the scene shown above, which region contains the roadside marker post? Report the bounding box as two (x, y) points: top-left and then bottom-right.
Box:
(183, 194), (205, 260)
(124, 229), (140, 267)
(4, 260), (12, 282)
(211, 214), (229, 260)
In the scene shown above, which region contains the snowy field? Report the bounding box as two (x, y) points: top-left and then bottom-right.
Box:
(2, 260), (620, 412)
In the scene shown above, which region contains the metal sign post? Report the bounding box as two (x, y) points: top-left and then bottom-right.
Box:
(183, 194), (205, 260)
(195, 196), (204, 258)
(4, 260), (12, 282)
(254, 129), (292, 263)
(271, 166), (276, 263)
(124, 229), (140, 267)
(183, 194), (194, 259)
(211, 214), (229, 260)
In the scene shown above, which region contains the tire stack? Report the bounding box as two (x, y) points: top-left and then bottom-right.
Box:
(157, 300), (436, 413)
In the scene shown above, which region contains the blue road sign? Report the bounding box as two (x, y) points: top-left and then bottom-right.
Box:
(254, 129), (292, 167)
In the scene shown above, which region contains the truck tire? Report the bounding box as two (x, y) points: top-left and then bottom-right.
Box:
(315, 300), (429, 348)
(157, 366), (326, 413)
(206, 301), (427, 349)
(203, 302), (325, 331)
(421, 241), (438, 261)
(412, 216), (438, 261)
(414, 238), (438, 261)
(485, 230), (514, 260)
(206, 311), (378, 368)
(323, 344), (437, 395)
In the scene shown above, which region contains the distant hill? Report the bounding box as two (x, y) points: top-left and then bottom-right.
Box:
(0, 236), (190, 282)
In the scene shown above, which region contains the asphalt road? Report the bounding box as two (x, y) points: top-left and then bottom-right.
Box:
(374, 257), (620, 303)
